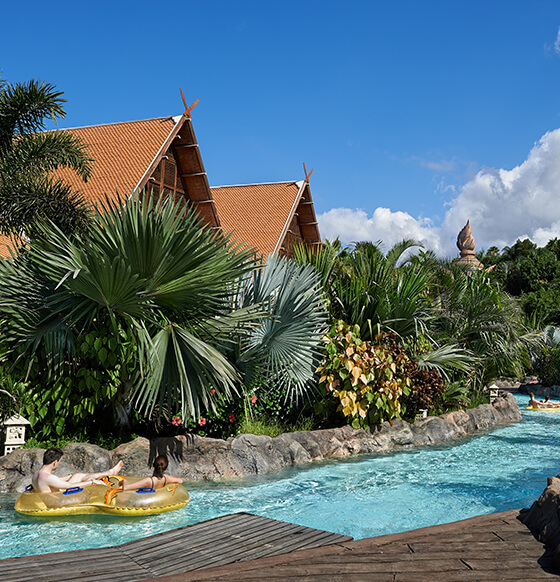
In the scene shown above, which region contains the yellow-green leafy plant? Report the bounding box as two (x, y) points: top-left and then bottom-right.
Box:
(317, 321), (411, 428)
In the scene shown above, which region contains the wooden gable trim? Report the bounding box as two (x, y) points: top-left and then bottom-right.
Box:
(134, 115), (185, 194)
(273, 180), (322, 256)
(135, 113), (221, 229)
(273, 181), (306, 255)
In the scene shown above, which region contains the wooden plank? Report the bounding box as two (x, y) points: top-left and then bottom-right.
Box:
(0, 513), (351, 582)
(152, 521), (335, 574)
(122, 514), (285, 561)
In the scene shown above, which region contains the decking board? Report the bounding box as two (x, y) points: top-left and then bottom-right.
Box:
(0, 513), (351, 582)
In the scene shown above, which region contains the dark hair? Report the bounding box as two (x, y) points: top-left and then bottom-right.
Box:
(153, 454), (169, 479)
(43, 448), (63, 465)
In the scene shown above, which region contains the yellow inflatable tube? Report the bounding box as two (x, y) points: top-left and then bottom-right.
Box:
(15, 476), (190, 516)
(525, 406), (560, 412)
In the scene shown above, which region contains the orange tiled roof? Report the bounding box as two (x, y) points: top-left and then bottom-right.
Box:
(0, 234), (22, 259)
(56, 117), (177, 204)
(211, 182), (303, 256)
(1, 115), (320, 259)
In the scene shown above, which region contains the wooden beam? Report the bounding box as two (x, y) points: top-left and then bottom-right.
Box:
(299, 221), (318, 226)
(181, 172), (207, 177)
(173, 144), (199, 149)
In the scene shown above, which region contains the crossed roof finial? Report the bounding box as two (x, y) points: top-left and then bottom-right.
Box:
(303, 162), (314, 183)
(180, 88), (199, 117)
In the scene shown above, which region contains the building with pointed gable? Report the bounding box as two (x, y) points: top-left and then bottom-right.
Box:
(0, 109), (321, 258)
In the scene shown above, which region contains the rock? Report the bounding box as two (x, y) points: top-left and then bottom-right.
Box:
(58, 442), (113, 475)
(519, 474), (560, 566)
(0, 391), (523, 492)
(0, 448), (43, 493)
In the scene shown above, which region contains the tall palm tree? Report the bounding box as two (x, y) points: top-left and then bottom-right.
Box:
(0, 77), (92, 237)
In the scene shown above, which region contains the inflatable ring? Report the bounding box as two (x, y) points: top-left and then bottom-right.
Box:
(15, 476), (190, 516)
(525, 406), (560, 412)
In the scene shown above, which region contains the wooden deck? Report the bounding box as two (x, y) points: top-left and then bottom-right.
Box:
(146, 509), (560, 582)
(0, 512), (352, 582)
(2, 509), (559, 581)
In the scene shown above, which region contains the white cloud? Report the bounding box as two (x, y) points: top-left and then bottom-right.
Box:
(318, 207), (446, 255)
(318, 128), (560, 256)
(554, 26), (560, 56)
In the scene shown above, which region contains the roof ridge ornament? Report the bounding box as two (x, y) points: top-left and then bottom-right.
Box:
(180, 88), (199, 117)
(456, 220), (483, 269)
(303, 162), (314, 183)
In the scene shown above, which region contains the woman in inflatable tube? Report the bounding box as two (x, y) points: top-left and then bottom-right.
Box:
(15, 454), (189, 516)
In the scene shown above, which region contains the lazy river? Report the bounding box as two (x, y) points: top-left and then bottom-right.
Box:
(0, 393), (558, 559)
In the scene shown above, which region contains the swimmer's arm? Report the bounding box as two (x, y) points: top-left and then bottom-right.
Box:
(167, 475), (183, 484)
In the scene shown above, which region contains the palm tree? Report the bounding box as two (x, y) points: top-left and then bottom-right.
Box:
(234, 254), (328, 403)
(0, 192), (258, 427)
(0, 77), (92, 237)
(430, 264), (536, 390)
(296, 238), (432, 342)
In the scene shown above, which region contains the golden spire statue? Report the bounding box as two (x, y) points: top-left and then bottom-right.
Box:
(456, 220), (483, 269)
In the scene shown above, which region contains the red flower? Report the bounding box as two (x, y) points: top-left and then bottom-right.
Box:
(229, 414), (236, 422)
(198, 417), (206, 426)
(251, 394), (257, 404)
(172, 416), (182, 426)
(211, 389), (216, 394)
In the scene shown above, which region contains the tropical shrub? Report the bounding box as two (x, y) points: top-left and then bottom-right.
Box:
(435, 381), (470, 411)
(316, 321), (411, 428)
(430, 265), (535, 390)
(295, 239), (433, 342)
(531, 326), (560, 387)
(402, 360), (445, 418)
(233, 254), (328, 403)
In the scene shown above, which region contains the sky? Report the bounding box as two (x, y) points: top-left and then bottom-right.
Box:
(3, 0), (560, 257)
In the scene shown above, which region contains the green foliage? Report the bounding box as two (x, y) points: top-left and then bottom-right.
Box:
(317, 321), (411, 428)
(0, 192), (258, 435)
(0, 78), (92, 237)
(19, 322), (137, 440)
(531, 346), (560, 387)
(402, 360), (445, 418)
(531, 327), (560, 387)
(436, 381), (470, 411)
(295, 238), (432, 342)
(431, 264), (533, 390)
(484, 238), (560, 325)
(234, 254), (328, 403)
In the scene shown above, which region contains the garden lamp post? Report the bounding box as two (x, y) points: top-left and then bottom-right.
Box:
(2, 415), (30, 455)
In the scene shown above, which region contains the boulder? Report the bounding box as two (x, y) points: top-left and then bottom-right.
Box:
(519, 474), (560, 568)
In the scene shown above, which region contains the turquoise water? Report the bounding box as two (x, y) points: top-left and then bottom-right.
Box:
(1, 393), (559, 559)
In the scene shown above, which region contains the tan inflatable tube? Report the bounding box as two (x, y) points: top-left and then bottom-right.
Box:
(15, 476), (190, 516)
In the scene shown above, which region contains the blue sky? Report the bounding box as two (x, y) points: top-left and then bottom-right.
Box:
(4, 0), (560, 256)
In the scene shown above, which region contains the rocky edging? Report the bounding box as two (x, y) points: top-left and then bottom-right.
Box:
(519, 476), (560, 568)
(519, 382), (560, 399)
(0, 391), (521, 493)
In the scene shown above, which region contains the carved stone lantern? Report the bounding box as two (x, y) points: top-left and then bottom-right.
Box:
(2, 414), (31, 455)
(456, 220), (483, 269)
